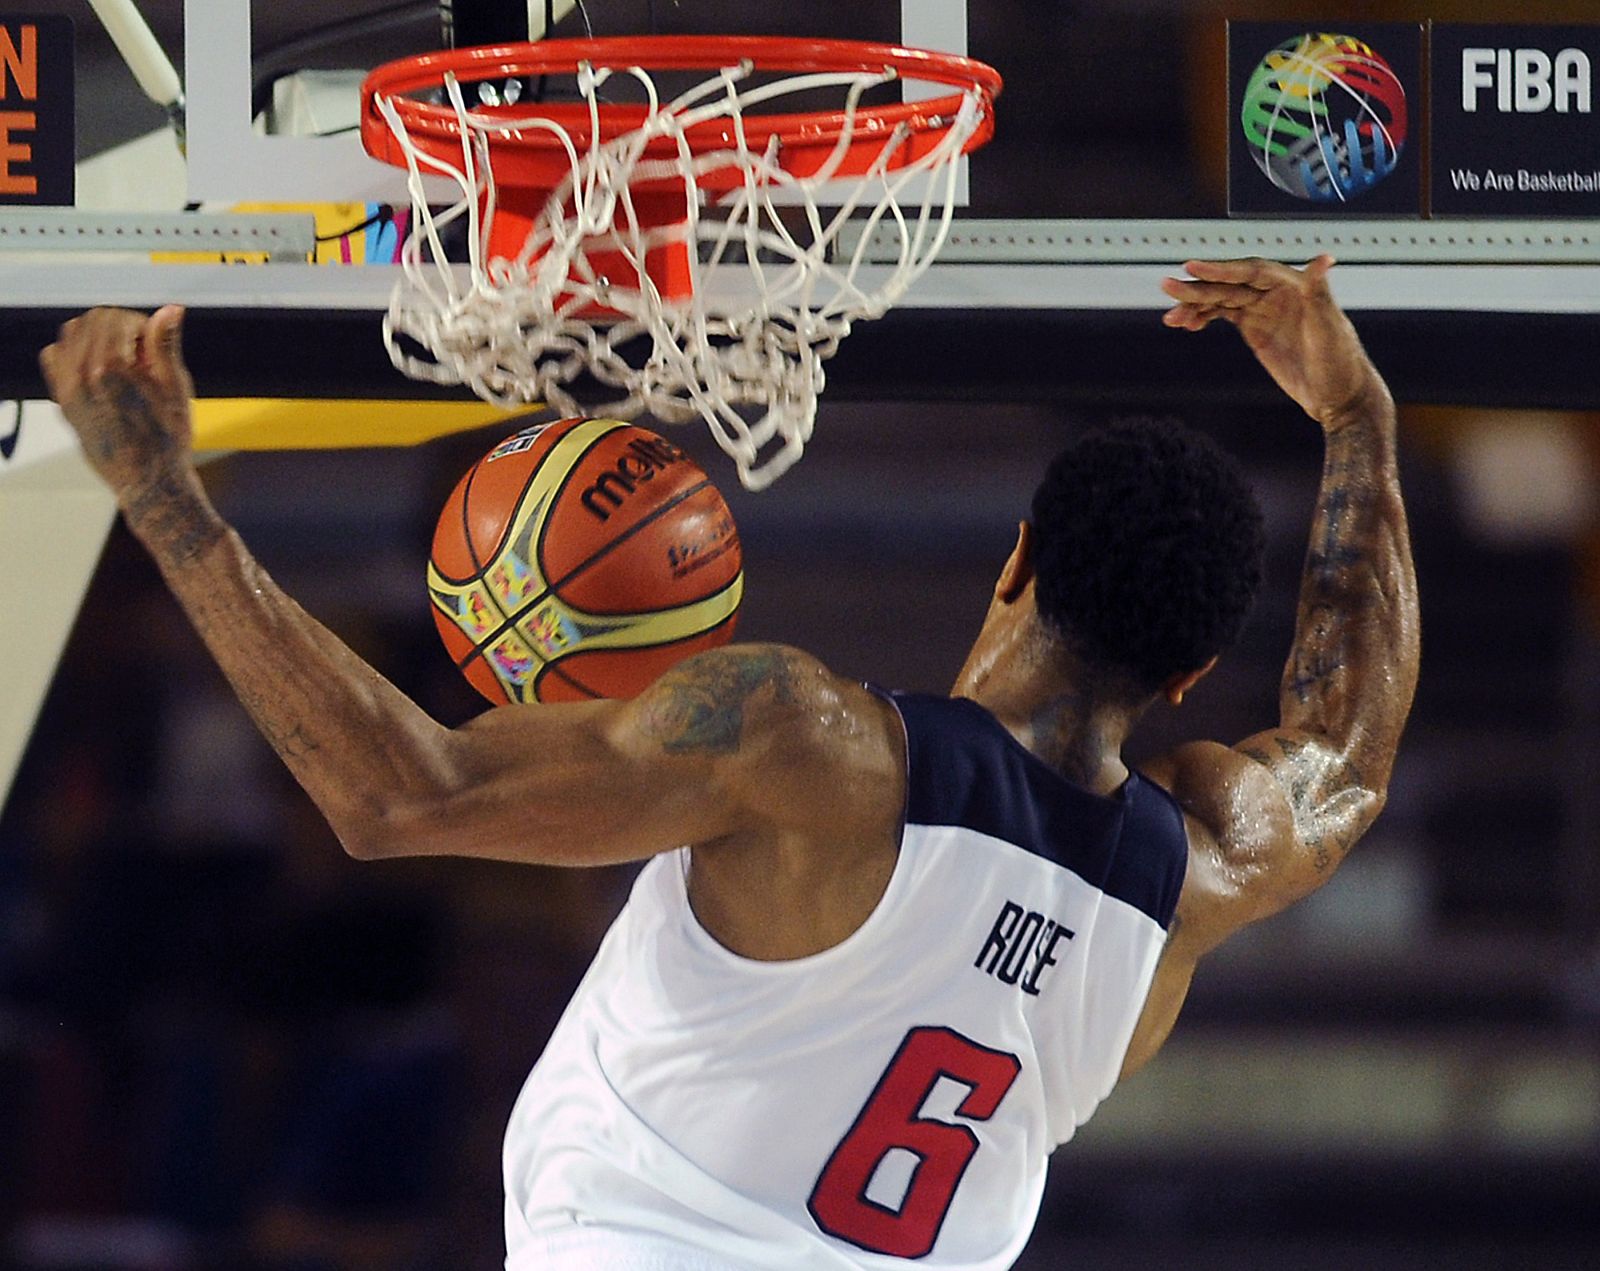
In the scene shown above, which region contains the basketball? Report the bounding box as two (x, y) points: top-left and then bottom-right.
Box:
(427, 418), (743, 704)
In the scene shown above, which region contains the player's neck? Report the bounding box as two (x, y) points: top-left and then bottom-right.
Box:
(981, 682), (1134, 795)
(953, 620), (1139, 796)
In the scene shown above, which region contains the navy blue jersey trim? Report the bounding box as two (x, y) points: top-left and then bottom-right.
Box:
(890, 692), (1187, 929)
(865, 682), (911, 855)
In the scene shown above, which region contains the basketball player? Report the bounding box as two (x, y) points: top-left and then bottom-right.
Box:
(40, 256), (1418, 1270)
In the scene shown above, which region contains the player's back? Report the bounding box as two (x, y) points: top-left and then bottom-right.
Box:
(502, 692), (1187, 1270)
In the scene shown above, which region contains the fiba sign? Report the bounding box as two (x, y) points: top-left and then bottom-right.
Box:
(1433, 25), (1600, 215)
(1462, 48), (1591, 115)
(1228, 22), (1423, 216)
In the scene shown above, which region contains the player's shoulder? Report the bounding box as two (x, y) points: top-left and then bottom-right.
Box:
(626, 642), (901, 771)
(647, 641), (884, 718)
(1138, 739), (1302, 947)
(1139, 739), (1286, 841)
(626, 644), (907, 858)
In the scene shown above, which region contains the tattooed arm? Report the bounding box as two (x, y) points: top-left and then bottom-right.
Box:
(1122, 258), (1419, 1075)
(39, 309), (902, 868)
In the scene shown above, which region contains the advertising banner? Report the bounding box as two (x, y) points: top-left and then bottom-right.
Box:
(0, 15), (74, 206)
(1432, 24), (1600, 216)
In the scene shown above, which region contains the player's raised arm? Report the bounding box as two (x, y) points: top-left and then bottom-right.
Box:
(1146, 256), (1421, 955)
(38, 308), (892, 867)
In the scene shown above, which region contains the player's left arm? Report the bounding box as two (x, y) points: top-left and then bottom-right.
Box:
(39, 307), (893, 866)
(1120, 258), (1421, 1076)
(1147, 257), (1421, 939)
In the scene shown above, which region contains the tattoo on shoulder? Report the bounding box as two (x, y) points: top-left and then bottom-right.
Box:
(642, 648), (798, 755)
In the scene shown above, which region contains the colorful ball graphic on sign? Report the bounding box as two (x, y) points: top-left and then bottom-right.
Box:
(1241, 33), (1408, 203)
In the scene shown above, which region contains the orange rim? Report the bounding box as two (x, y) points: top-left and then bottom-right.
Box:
(361, 35), (1001, 191)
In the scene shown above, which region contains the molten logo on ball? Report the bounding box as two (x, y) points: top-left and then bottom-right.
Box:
(1241, 33), (1408, 202)
(580, 436), (687, 523)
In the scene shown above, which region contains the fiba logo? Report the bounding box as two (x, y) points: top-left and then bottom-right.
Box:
(1241, 33), (1409, 202)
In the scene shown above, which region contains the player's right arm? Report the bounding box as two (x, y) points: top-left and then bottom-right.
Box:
(1124, 258), (1421, 1075)
(38, 309), (899, 871)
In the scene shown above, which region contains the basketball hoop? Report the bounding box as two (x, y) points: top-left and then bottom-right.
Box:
(361, 36), (1001, 489)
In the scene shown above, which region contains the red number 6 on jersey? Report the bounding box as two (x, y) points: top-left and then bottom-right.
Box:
(807, 1026), (1022, 1258)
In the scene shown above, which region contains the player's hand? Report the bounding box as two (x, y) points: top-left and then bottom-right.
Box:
(39, 306), (196, 502)
(1160, 256), (1392, 432)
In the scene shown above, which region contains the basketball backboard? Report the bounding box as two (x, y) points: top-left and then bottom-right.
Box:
(186, 0), (970, 205)
(4, 0), (1600, 330)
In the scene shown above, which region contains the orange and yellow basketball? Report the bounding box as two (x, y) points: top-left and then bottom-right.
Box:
(428, 418), (743, 704)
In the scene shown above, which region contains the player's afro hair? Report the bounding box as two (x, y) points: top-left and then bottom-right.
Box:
(1029, 418), (1265, 694)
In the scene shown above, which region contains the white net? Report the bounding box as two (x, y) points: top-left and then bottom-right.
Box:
(373, 55), (988, 489)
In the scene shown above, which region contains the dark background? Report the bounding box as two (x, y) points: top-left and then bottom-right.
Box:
(3, 2), (1600, 1269)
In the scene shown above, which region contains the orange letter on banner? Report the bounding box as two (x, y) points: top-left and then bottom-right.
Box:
(0, 26), (38, 101)
(0, 111), (37, 194)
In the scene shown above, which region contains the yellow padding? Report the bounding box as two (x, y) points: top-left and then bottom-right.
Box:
(192, 399), (530, 451)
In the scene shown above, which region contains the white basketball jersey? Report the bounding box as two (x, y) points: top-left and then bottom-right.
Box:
(503, 692), (1187, 1269)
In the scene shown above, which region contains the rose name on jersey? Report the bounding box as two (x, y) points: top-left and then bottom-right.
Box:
(974, 900), (1075, 996)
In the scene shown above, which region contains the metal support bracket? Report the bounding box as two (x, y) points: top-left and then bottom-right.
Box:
(839, 218), (1600, 265)
(0, 211), (318, 261)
